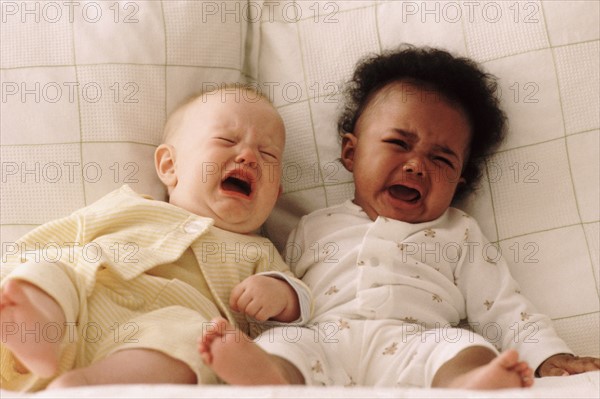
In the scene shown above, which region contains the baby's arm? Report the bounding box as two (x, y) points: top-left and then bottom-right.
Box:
(537, 354), (600, 377)
(229, 275), (300, 323)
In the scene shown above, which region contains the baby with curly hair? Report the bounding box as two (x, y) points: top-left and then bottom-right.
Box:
(199, 46), (600, 389)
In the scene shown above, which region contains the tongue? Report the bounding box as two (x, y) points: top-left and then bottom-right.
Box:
(389, 185), (420, 202)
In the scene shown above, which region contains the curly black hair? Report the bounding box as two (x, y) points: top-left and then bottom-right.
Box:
(337, 45), (507, 202)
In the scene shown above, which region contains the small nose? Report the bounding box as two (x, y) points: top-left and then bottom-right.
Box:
(402, 159), (425, 176)
(235, 147), (258, 168)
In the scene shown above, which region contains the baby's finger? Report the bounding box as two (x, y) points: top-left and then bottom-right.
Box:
(564, 357), (600, 373)
(242, 300), (265, 320)
(252, 306), (271, 322)
(229, 284), (246, 312)
(234, 289), (256, 315)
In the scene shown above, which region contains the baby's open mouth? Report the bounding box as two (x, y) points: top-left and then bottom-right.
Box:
(222, 176), (252, 197)
(389, 184), (421, 203)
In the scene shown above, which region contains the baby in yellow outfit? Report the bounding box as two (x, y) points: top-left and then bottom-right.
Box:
(0, 84), (311, 391)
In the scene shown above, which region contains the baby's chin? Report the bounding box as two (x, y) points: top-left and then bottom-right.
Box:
(374, 199), (448, 224)
(179, 202), (265, 234)
(371, 208), (439, 224)
(211, 217), (262, 235)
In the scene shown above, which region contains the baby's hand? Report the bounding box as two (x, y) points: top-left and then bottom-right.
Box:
(229, 275), (300, 323)
(538, 354), (600, 377)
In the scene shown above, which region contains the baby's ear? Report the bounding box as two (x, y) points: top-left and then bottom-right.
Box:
(452, 176), (467, 204)
(155, 144), (177, 192)
(340, 133), (357, 172)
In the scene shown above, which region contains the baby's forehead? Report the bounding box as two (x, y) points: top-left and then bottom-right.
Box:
(178, 94), (285, 141)
(370, 80), (447, 106)
(366, 81), (470, 125)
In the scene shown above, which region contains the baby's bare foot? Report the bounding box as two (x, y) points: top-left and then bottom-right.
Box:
(0, 279), (65, 377)
(198, 317), (290, 385)
(449, 350), (534, 390)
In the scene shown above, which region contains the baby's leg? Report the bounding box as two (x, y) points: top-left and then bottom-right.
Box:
(47, 348), (196, 388)
(0, 279), (66, 377)
(198, 317), (304, 385)
(432, 347), (533, 389)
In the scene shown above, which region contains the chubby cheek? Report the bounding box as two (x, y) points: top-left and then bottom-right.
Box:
(265, 167), (283, 196)
(429, 182), (458, 210)
(354, 174), (383, 199)
(265, 171), (283, 194)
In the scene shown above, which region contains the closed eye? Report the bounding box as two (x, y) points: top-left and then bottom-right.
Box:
(383, 139), (408, 149)
(216, 137), (235, 144)
(260, 150), (278, 161)
(433, 156), (455, 169)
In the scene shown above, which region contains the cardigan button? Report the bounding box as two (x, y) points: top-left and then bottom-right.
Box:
(183, 220), (205, 234)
